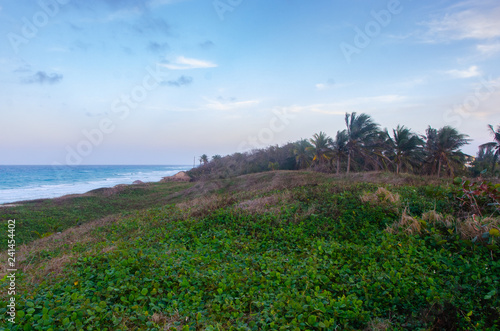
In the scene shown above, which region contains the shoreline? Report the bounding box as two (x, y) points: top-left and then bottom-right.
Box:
(0, 171), (191, 207)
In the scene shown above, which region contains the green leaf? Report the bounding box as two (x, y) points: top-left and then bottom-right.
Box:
(141, 288), (148, 296)
(17, 310), (25, 318)
(489, 228), (500, 237)
(26, 302), (34, 308)
(484, 290), (497, 299)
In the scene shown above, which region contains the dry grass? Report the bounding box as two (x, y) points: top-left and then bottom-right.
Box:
(422, 211), (454, 228)
(457, 216), (500, 240)
(150, 311), (186, 330)
(236, 190), (293, 214)
(176, 194), (237, 218)
(386, 210), (422, 235)
(364, 318), (392, 330)
(0, 215), (119, 285)
(361, 187), (400, 210)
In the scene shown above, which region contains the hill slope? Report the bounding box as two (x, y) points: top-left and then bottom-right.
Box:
(0, 171), (499, 330)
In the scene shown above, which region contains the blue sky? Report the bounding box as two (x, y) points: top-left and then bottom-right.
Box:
(1, 0), (499, 165)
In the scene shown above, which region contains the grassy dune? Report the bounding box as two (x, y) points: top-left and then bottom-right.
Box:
(0, 171), (499, 330)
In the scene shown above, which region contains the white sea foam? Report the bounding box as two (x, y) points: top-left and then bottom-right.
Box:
(0, 167), (189, 204)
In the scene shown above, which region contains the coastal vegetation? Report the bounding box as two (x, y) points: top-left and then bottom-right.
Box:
(0, 114), (499, 330)
(1, 170), (499, 329)
(189, 113), (498, 180)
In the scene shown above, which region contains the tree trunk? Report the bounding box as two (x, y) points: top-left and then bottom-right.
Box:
(336, 157), (340, 175)
(437, 158), (441, 177)
(396, 162), (400, 175)
(347, 152), (351, 174)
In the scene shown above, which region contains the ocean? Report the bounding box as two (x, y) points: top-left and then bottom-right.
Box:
(0, 165), (191, 205)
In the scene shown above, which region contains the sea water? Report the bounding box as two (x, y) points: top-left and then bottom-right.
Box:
(0, 165), (191, 204)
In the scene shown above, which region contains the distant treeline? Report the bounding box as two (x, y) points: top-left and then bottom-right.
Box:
(189, 113), (500, 180)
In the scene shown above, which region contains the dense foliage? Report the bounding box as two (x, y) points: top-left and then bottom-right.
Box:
(1, 172), (499, 330)
(189, 116), (498, 180)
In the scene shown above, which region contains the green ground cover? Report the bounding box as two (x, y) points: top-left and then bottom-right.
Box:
(0, 172), (498, 330)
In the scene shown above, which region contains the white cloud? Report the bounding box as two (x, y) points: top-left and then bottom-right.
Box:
(422, 5), (500, 42)
(446, 65), (481, 78)
(280, 95), (406, 115)
(205, 98), (260, 111)
(160, 56), (217, 70)
(477, 43), (500, 56)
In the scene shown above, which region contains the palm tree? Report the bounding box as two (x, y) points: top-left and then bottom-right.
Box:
(344, 112), (380, 173)
(479, 124), (500, 173)
(293, 139), (313, 169)
(331, 130), (348, 174)
(386, 125), (424, 174)
(424, 126), (471, 177)
(199, 154), (209, 165)
(307, 132), (333, 167)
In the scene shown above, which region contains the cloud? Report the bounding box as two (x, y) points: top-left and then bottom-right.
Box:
(315, 79), (336, 90)
(283, 95), (406, 115)
(477, 42), (500, 56)
(105, 7), (144, 21)
(133, 17), (170, 35)
(159, 56), (217, 70)
(199, 40), (215, 50)
(205, 97), (260, 111)
(147, 41), (169, 53)
(421, 4), (500, 42)
(446, 65), (481, 78)
(22, 71), (63, 84)
(13, 65), (32, 73)
(161, 75), (193, 87)
(68, 23), (84, 31)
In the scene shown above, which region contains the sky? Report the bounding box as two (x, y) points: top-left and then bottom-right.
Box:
(1, 0), (499, 165)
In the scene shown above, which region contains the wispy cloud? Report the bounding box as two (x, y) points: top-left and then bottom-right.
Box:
(445, 65), (481, 78)
(477, 42), (500, 56)
(160, 56), (217, 70)
(315, 79), (336, 91)
(161, 75), (193, 87)
(105, 7), (143, 22)
(199, 40), (215, 50)
(421, 4), (500, 42)
(283, 95), (406, 115)
(22, 71), (63, 84)
(147, 41), (169, 53)
(205, 97), (260, 111)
